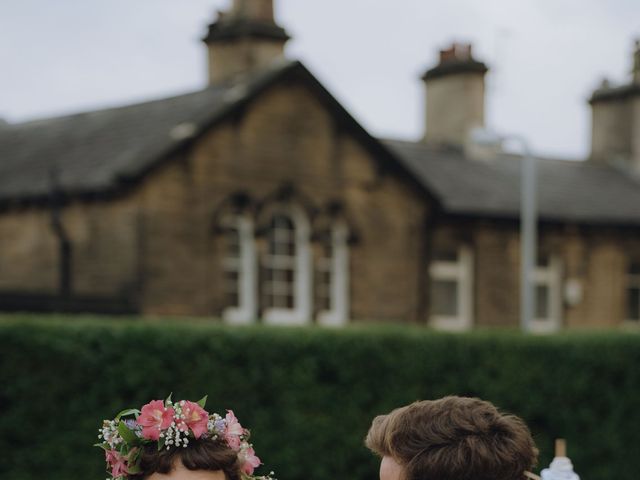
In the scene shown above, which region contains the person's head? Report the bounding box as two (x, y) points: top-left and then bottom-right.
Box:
(134, 437), (240, 480)
(97, 397), (269, 480)
(365, 396), (538, 480)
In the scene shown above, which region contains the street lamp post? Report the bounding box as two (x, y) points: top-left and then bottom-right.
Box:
(516, 136), (537, 333)
(471, 129), (537, 332)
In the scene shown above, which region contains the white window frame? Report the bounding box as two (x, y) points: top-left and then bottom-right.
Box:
(530, 255), (562, 333)
(625, 261), (640, 323)
(262, 205), (312, 326)
(222, 215), (257, 325)
(429, 246), (473, 331)
(317, 222), (350, 327)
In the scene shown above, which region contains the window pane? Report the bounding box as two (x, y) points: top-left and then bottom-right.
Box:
(317, 295), (330, 312)
(226, 229), (240, 257)
(224, 270), (239, 307)
(273, 269), (285, 284)
(273, 294), (285, 309)
(315, 266), (332, 312)
(535, 285), (550, 320)
(222, 224), (241, 309)
(274, 215), (294, 230)
(282, 239), (295, 256)
(627, 287), (640, 321)
(430, 280), (458, 316)
(224, 269), (239, 285)
(285, 268), (295, 284)
(269, 215), (295, 256)
(264, 213), (296, 311)
(433, 248), (458, 262)
(323, 241), (333, 257)
(285, 293), (295, 309)
(262, 281), (276, 308)
(226, 290), (239, 308)
(537, 253), (550, 267)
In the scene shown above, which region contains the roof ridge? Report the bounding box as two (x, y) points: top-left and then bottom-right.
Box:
(9, 59), (301, 129)
(9, 87), (220, 128)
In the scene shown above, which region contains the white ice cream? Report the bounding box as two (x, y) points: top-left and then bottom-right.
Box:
(541, 456), (580, 480)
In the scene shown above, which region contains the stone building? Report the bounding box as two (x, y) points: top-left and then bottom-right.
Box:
(1, 0), (640, 330)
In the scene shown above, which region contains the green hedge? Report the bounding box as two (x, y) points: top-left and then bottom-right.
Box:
(1, 316), (639, 480)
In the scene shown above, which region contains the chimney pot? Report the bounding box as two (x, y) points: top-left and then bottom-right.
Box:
(439, 46), (457, 63)
(439, 43), (474, 64)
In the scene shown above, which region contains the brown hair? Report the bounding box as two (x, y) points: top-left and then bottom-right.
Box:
(365, 396), (538, 480)
(131, 437), (241, 480)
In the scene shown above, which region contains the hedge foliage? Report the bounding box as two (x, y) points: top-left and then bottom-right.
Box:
(1, 315), (639, 480)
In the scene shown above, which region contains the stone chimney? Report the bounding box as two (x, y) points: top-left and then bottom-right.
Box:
(589, 40), (640, 172)
(203, 0), (290, 84)
(421, 43), (488, 146)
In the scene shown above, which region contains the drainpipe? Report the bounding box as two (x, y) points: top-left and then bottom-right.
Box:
(48, 167), (72, 299)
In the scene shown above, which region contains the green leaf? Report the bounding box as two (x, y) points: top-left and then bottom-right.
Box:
(118, 421), (138, 445)
(197, 395), (208, 408)
(115, 408), (140, 421)
(158, 436), (166, 451)
(127, 449), (142, 474)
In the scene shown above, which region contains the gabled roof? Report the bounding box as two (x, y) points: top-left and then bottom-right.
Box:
(0, 60), (427, 206)
(0, 61), (286, 203)
(3, 59), (640, 228)
(385, 139), (640, 226)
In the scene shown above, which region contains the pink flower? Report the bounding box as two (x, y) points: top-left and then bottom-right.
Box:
(138, 400), (175, 440)
(105, 449), (129, 478)
(224, 410), (245, 449)
(240, 445), (261, 476)
(181, 401), (209, 439)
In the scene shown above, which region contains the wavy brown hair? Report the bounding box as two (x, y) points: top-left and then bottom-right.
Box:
(365, 396), (538, 480)
(131, 437), (241, 480)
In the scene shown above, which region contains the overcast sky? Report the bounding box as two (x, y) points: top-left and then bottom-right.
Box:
(1, 0), (639, 159)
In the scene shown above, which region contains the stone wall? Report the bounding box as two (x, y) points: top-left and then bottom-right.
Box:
(431, 219), (640, 328)
(132, 78), (430, 320)
(1, 76), (638, 327)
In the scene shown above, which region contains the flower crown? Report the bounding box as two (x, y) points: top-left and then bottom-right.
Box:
(96, 395), (274, 480)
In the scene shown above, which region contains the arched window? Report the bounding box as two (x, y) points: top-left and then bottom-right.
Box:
(263, 214), (296, 310)
(220, 213), (257, 324)
(316, 222), (350, 326)
(261, 206), (312, 325)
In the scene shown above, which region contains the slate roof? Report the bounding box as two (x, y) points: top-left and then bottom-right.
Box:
(385, 139), (640, 226)
(2, 59), (640, 227)
(0, 60), (301, 202)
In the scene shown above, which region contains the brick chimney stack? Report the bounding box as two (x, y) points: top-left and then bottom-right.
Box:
(421, 43), (488, 146)
(589, 40), (640, 173)
(203, 0), (290, 84)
